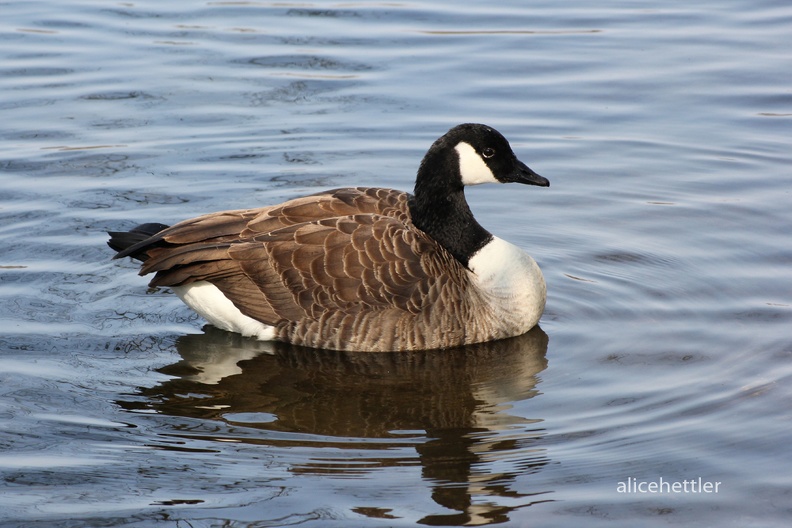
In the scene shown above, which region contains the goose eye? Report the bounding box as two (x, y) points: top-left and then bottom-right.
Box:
(482, 147), (495, 159)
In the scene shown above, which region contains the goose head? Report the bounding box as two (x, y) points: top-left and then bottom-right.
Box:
(416, 123), (549, 194)
(410, 124), (549, 267)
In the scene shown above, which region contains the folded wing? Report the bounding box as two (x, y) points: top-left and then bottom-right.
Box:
(126, 188), (468, 328)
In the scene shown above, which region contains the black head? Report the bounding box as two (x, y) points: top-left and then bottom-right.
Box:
(410, 124), (548, 267)
(438, 123), (549, 188)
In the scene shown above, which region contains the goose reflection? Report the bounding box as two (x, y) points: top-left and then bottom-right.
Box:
(126, 326), (552, 525)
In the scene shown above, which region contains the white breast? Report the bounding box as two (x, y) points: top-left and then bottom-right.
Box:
(467, 237), (546, 336)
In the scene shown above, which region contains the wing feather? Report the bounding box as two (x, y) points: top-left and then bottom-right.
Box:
(125, 188), (468, 335)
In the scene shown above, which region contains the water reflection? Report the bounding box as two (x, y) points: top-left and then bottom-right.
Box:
(125, 326), (552, 525)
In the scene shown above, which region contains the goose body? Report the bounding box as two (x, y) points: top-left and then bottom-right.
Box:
(109, 124), (549, 352)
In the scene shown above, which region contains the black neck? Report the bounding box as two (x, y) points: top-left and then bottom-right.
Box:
(408, 149), (492, 268)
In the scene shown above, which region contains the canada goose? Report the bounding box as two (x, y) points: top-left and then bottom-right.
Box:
(108, 123), (549, 352)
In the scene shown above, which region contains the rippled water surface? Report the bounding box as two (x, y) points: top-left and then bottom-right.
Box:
(2, 1), (791, 526)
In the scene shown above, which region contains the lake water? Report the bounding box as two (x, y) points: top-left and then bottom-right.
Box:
(1, 0), (791, 526)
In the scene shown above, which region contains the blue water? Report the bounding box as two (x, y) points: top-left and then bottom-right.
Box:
(1, 0), (791, 526)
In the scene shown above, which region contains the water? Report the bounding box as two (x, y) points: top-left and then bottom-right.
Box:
(1, 0), (791, 526)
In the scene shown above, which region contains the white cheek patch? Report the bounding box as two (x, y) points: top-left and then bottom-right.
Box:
(455, 142), (499, 185)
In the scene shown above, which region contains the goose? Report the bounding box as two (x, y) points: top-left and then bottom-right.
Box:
(108, 123), (549, 352)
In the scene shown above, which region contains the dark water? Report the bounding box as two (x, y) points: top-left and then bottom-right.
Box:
(1, 0), (791, 526)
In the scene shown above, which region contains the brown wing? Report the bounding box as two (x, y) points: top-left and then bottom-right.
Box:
(133, 188), (465, 326)
(242, 186), (411, 234)
(120, 187), (409, 261)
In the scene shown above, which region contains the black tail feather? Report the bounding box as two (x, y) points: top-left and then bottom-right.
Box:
(107, 223), (170, 261)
